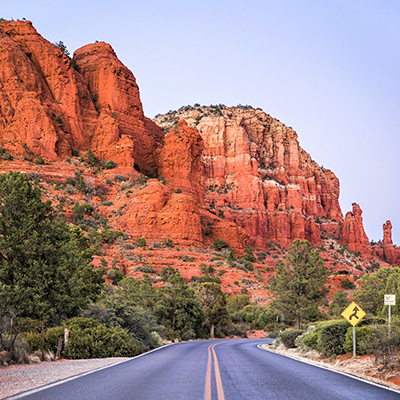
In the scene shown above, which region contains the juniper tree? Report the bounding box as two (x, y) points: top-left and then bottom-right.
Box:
(0, 172), (103, 325)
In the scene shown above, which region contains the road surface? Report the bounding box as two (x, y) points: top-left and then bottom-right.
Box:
(9, 339), (400, 400)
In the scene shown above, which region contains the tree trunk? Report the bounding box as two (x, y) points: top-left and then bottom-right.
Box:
(55, 336), (63, 360)
(296, 313), (301, 330)
(41, 321), (45, 361)
(210, 324), (215, 338)
(9, 318), (13, 357)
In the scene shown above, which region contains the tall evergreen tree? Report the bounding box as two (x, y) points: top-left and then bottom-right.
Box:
(0, 172), (103, 324)
(155, 267), (204, 340)
(270, 239), (327, 329)
(195, 282), (230, 338)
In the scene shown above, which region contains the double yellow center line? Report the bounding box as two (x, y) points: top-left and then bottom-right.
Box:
(204, 342), (226, 400)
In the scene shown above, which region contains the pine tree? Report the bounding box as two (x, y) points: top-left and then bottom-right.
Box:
(195, 282), (230, 338)
(270, 239), (327, 329)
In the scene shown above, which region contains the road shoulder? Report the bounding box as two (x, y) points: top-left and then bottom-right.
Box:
(259, 343), (400, 393)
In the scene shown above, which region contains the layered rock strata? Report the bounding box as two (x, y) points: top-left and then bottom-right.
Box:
(155, 106), (343, 248)
(340, 203), (371, 256)
(0, 20), (160, 172)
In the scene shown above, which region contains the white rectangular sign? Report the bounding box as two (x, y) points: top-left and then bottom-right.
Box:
(384, 294), (396, 306)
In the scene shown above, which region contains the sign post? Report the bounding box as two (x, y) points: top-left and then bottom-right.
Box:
(384, 294), (395, 337)
(341, 301), (366, 357)
(384, 295), (395, 364)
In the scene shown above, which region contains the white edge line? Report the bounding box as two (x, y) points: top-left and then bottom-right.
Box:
(257, 344), (400, 395)
(6, 343), (175, 400)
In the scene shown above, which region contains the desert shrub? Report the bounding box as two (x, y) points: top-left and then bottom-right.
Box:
(243, 245), (256, 263)
(73, 202), (94, 223)
(164, 238), (174, 248)
(0, 147), (13, 160)
(135, 263), (155, 274)
(213, 238), (230, 251)
(86, 150), (98, 167)
(268, 330), (281, 339)
(89, 228), (123, 245)
(279, 328), (304, 348)
(358, 324), (400, 366)
(317, 320), (348, 357)
(102, 160), (117, 169)
(135, 237), (146, 249)
(114, 175), (127, 182)
(343, 325), (372, 355)
(241, 259), (254, 271)
(341, 278), (355, 290)
(180, 254), (194, 262)
(23, 326), (64, 353)
(106, 268), (125, 285)
(296, 327), (319, 351)
(62, 318), (143, 359)
(34, 156), (45, 165)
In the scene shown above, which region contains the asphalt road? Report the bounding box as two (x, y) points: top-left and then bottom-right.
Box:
(10, 339), (400, 400)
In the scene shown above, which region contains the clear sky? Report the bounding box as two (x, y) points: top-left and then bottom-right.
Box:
(2, 0), (399, 244)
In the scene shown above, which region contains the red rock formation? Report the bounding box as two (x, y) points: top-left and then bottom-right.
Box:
(74, 42), (160, 172)
(340, 203), (370, 256)
(0, 20), (160, 171)
(118, 180), (204, 246)
(378, 220), (400, 265)
(155, 106), (342, 248)
(0, 20), (97, 160)
(383, 220), (393, 244)
(157, 120), (204, 203)
(118, 120), (206, 246)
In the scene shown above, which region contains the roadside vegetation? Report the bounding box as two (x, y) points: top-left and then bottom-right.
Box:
(0, 171), (399, 370)
(272, 253), (400, 370)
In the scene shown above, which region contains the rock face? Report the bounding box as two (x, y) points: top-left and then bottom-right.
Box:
(3, 21), (398, 263)
(157, 121), (205, 203)
(0, 20), (97, 160)
(340, 203), (370, 256)
(74, 43), (160, 172)
(376, 220), (400, 265)
(0, 20), (160, 171)
(155, 106), (342, 248)
(119, 121), (248, 251)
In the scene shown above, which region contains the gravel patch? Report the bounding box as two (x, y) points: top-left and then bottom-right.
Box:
(0, 358), (129, 399)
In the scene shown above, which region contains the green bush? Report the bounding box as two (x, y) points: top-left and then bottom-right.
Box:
(296, 327), (319, 351)
(279, 328), (304, 348)
(63, 323), (143, 359)
(23, 326), (64, 353)
(102, 160), (117, 169)
(344, 325), (372, 355)
(114, 175), (126, 182)
(317, 320), (348, 357)
(341, 278), (355, 290)
(213, 238), (230, 251)
(86, 150), (99, 167)
(107, 268), (125, 285)
(135, 237), (146, 249)
(357, 323), (400, 366)
(35, 156), (45, 165)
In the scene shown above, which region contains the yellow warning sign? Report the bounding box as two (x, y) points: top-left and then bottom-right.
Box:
(341, 302), (366, 326)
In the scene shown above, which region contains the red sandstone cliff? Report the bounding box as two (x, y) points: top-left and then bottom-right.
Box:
(372, 220), (400, 265)
(340, 203), (371, 256)
(0, 20), (160, 172)
(74, 42), (161, 172)
(0, 20), (96, 159)
(1, 20), (398, 266)
(155, 106), (342, 248)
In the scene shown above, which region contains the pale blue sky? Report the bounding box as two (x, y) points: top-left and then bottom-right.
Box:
(2, 0), (400, 244)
